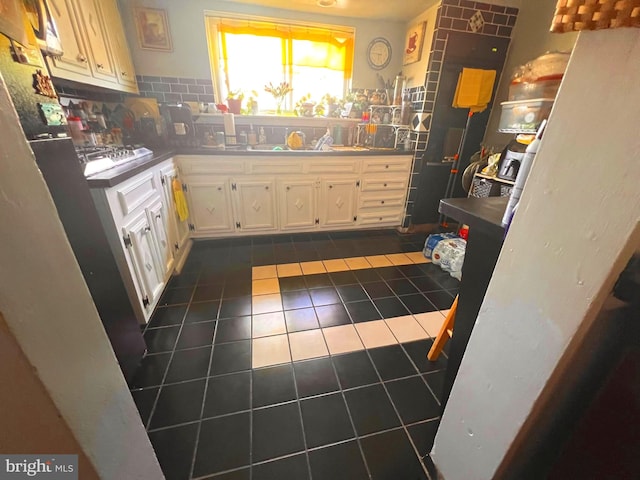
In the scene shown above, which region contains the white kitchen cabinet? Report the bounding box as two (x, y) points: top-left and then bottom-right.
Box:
(76, 0), (117, 82)
(99, 0), (137, 89)
(319, 177), (358, 227)
(47, 0), (137, 93)
(279, 179), (317, 230)
(176, 154), (413, 238)
(187, 181), (235, 233)
(147, 199), (173, 275)
(233, 179), (277, 231)
(122, 211), (164, 312)
(90, 158), (192, 323)
(48, 0), (93, 79)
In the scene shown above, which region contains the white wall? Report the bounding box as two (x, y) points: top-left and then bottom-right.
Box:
(404, 3), (440, 88)
(0, 75), (163, 479)
(432, 27), (640, 479)
(119, 0), (406, 89)
(483, 0), (578, 149)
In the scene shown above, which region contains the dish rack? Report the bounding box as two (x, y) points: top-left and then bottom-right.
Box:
(355, 105), (410, 149)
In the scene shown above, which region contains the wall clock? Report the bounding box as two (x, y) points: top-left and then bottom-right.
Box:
(367, 37), (392, 70)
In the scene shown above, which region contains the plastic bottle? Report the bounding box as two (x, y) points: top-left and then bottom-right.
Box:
(258, 127), (267, 144)
(502, 119), (547, 226)
(247, 124), (257, 145)
(67, 116), (84, 143)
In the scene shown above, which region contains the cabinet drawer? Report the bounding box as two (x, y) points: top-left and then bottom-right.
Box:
(359, 192), (406, 209)
(178, 156), (245, 175)
(307, 159), (358, 174)
(248, 160), (303, 174)
(115, 172), (158, 216)
(360, 177), (408, 192)
(357, 211), (404, 225)
(361, 157), (411, 174)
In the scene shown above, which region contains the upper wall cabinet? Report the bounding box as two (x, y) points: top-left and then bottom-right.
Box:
(47, 0), (138, 93)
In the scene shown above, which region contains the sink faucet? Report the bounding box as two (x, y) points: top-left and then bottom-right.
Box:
(284, 128), (289, 147)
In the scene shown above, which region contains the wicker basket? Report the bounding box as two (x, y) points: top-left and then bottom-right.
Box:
(470, 178), (500, 198)
(552, 0), (640, 33)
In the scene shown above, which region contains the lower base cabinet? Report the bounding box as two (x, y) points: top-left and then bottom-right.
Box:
(90, 158), (191, 324)
(178, 154), (413, 237)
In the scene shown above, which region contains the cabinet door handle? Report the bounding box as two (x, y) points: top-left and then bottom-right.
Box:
(385, 165), (389, 169)
(155, 214), (161, 219)
(383, 183), (388, 187)
(77, 54), (87, 63)
(144, 226), (151, 233)
(97, 63), (104, 69)
(121, 71), (127, 77)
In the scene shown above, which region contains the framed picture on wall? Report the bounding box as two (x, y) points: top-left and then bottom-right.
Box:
(134, 7), (173, 52)
(403, 21), (426, 65)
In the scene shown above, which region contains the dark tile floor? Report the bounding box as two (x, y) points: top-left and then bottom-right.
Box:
(131, 229), (457, 479)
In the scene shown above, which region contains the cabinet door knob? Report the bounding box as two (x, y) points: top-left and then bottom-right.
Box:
(97, 63), (104, 69)
(329, 185), (333, 189)
(381, 200), (385, 204)
(144, 226), (151, 233)
(265, 185), (269, 190)
(383, 183), (388, 187)
(217, 187), (222, 191)
(121, 72), (127, 77)
(77, 54), (87, 63)
(286, 186), (290, 191)
(385, 165), (389, 169)
(155, 214), (161, 219)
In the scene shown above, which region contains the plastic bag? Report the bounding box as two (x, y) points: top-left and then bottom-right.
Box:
(432, 238), (467, 280)
(423, 233), (458, 259)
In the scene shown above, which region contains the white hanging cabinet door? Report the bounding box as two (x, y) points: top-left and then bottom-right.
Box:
(147, 200), (173, 276)
(319, 177), (358, 227)
(279, 179), (317, 230)
(123, 213), (163, 309)
(76, 0), (117, 81)
(47, 0), (92, 78)
(234, 179), (277, 231)
(187, 181), (234, 233)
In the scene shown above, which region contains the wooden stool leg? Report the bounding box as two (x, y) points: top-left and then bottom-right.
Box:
(427, 295), (458, 361)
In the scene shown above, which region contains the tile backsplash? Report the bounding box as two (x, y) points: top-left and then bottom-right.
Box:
(136, 75), (216, 105)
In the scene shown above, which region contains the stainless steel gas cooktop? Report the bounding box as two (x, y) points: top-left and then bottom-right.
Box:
(76, 145), (153, 177)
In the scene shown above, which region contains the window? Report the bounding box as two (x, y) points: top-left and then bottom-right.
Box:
(206, 16), (354, 112)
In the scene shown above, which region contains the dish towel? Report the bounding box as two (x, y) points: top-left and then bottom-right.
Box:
(172, 178), (189, 222)
(452, 68), (497, 113)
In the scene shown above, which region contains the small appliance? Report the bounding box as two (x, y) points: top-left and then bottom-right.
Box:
(497, 138), (528, 182)
(76, 145), (153, 177)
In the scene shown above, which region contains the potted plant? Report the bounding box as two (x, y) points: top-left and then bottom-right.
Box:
(227, 89), (243, 115)
(322, 93), (340, 117)
(243, 90), (259, 115)
(295, 94), (315, 117)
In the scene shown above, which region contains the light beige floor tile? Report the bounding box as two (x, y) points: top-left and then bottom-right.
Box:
(439, 309), (450, 318)
(252, 334), (291, 368)
(322, 325), (364, 355)
(345, 257), (372, 270)
(414, 311), (447, 337)
(289, 329), (329, 361)
(252, 278), (280, 295)
(355, 320), (397, 349)
(300, 261), (326, 275)
(252, 311), (287, 338)
(405, 251), (430, 264)
(365, 255), (393, 268)
(323, 258), (349, 272)
(277, 263), (303, 278)
(385, 253), (413, 266)
(252, 265), (278, 280)
(385, 315), (429, 343)
(252, 293), (282, 315)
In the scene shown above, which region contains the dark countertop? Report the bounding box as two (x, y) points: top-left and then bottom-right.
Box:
(87, 146), (412, 188)
(439, 197), (508, 241)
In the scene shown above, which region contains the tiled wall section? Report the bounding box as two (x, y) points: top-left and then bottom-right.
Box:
(136, 75), (216, 104)
(402, 0), (519, 228)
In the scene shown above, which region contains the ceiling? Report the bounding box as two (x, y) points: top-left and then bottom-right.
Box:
(225, 0), (440, 22)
